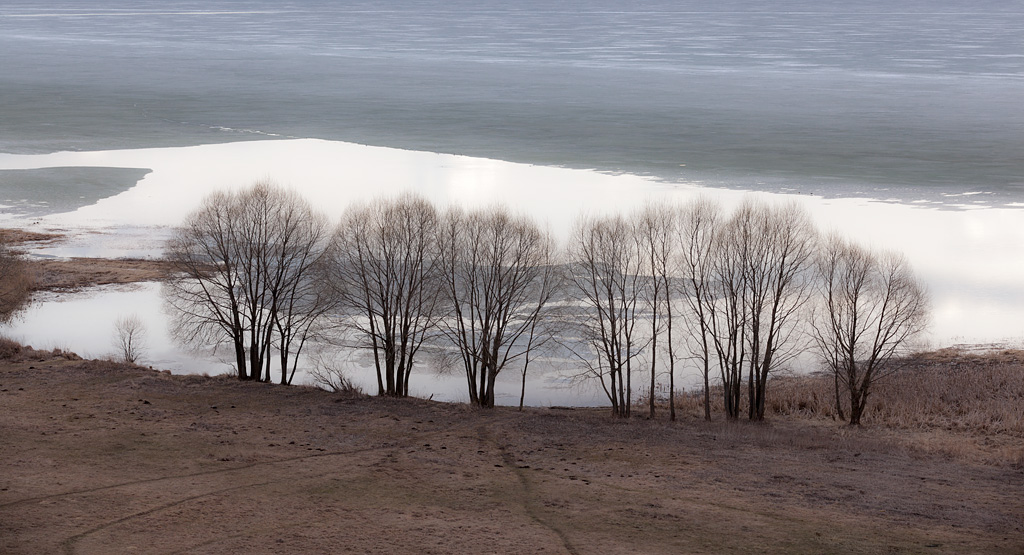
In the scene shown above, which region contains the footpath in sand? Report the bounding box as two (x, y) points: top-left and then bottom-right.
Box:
(1, 348), (1022, 554)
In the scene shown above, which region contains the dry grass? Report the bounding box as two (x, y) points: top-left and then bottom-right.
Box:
(763, 349), (1024, 435)
(0, 335), (81, 363)
(0, 336), (21, 360)
(660, 349), (1024, 464)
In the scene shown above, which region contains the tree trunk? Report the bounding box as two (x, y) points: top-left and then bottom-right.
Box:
(234, 334), (248, 380)
(519, 359), (529, 411)
(849, 390), (864, 426)
(609, 367), (619, 416)
(833, 370), (845, 421)
(703, 359), (711, 421)
(649, 308), (657, 419)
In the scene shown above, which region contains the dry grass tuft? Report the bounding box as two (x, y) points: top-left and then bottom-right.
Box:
(0, 336), (82, 363)
(663, 350), (1024, 464)
(0, 336), (22, 360)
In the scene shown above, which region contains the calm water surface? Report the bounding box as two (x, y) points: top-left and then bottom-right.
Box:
(2, 0), (1022, 202)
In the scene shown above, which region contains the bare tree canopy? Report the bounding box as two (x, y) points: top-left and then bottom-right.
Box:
(566, 214), (648, 417)
(812, 235), (930, 425)
(325, 194), (442, 397)
(163, 181), (330, 383)
(153, 183), (933, 420)
(113, 314), (147, 364)
(0, 238), (32, 325)
(633, 203), (678, 420)
(737, 200), (818, 420)
(696, 199), (817, 420)
(262, 190), (332, 385)
(675, 197), (722, 421)
(437, 206), (557, 408)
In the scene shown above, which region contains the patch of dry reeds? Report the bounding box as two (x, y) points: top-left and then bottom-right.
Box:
(0, 335), (22, 360)
(0, 336), (82, 362)
(767, 349), (1024, 436)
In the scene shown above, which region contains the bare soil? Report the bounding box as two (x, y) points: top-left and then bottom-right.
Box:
(1, 349), (1021, 554)
(28, 257), (177, 292)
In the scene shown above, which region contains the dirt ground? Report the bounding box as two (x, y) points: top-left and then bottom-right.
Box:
(1, 350), (1021, 554)
(27, 257), (177, 292)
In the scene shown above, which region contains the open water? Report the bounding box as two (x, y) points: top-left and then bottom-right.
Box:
(2, 0), (1022, 203)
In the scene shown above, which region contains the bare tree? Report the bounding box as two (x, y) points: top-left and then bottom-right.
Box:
(518, 261), (562, 410)
(261, 191), (332, 385)
(164, 181), (330, 383)
(675, 197), (722, 421)
(704, 213), (749, 420)
(702, 199), (816, 420)
(325, 194), (442, 397)
(165, 188), (249, 379)
(566, 214), (647, 417)
(113, 314), (147, 364)
(812, 235), (929, 425)
(737, 200), (817, 421)
(634, 203), (678, 419)
(437, 206), (557, 408)
(0, 237), (32, 324)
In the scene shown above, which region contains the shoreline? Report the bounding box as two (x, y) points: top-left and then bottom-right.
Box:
(2, 139), (1023, 386)
(2, 228), (175, 293)
(3, 226), (1024, 408)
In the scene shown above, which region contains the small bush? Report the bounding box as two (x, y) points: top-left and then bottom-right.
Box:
(0, 336), (22, 360)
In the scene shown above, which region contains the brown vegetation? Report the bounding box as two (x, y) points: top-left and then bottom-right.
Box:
(0, 228), (63, 246)
(0, 227), (174, 293)
(767, 349), (1024, 435)
(29, 257), (177, 291)
(0, 233), (34, 322)
(662, 348), (1024, 465)
(1, 345), (1021, 554)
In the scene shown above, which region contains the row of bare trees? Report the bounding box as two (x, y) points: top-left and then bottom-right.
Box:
(567, 199), (928, 423)
(165, 186), (557, 408)
(164, 182), (929, 423)
(324, 196), (559, 407)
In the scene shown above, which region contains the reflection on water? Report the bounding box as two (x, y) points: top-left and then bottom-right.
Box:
(3, 282), (609, 407)
(2, 139), (1022, 347)
(5, 283), (224, 374)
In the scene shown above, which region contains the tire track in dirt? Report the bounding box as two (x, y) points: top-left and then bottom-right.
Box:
(0, 445), (389, 510)
(476, 421), (580, 555)
(54, 443), (407, 554)
(60, 480), (277, 555)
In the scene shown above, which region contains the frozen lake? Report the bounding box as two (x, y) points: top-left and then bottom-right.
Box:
(2, 1), (1023, 404)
